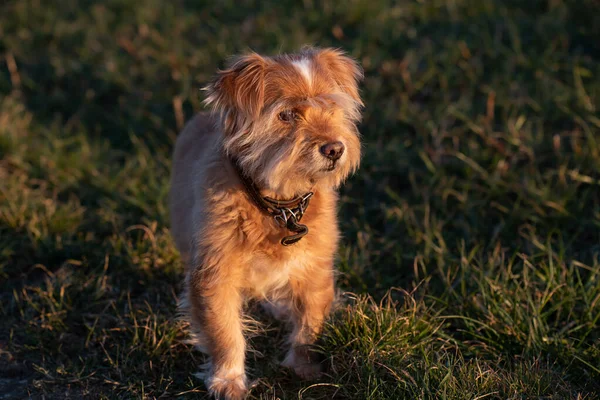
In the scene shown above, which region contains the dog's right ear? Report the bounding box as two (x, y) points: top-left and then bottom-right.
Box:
(204, 53), (267, 118)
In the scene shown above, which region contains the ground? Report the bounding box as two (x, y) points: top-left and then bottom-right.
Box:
(1, 0), (599, 399)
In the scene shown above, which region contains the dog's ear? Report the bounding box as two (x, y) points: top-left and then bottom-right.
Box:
(204, 53), (267, 118)
(315, 48), (363, 106)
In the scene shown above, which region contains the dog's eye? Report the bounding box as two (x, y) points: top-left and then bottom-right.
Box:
(278, 110), (296, 123)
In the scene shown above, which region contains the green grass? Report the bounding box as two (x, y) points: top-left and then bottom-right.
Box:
(1, 0), (600, 398)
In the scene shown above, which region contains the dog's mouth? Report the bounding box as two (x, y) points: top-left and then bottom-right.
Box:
(322, 162), (337, 172)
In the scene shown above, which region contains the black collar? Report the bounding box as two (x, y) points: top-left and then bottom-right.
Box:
(230, 158), (313, 246)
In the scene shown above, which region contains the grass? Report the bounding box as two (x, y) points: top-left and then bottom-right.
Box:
(1, 0), (599, 398)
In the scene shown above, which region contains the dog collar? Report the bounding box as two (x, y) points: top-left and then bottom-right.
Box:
(230, 158), (313, 246)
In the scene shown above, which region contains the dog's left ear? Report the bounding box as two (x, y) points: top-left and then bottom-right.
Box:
(315, 48), (364, 106)
(204, 53), (267, 118)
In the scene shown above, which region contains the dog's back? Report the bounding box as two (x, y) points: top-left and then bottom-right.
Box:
(169, 112), (219, 265)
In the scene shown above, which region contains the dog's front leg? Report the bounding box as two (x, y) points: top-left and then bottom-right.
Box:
(189, 270), (247, 400)
(283, 267), (335, 380)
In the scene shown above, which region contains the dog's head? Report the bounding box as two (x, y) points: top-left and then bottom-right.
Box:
(204, 47), (363, 197)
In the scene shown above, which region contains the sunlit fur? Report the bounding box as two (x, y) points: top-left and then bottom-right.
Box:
(169, 47), (363, 400)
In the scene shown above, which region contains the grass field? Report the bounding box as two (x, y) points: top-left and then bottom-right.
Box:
(1, 0), (600, 398)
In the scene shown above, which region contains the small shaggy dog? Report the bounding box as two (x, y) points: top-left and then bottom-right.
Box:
(169, 47), (363, 399)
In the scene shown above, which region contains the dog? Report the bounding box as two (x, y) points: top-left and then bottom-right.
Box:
(169, 47), (363, 399)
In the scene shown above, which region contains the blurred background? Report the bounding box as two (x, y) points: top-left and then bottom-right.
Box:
(1, 1), (599, 398)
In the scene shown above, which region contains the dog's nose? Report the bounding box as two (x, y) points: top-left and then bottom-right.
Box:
(319, 141), (345, 161)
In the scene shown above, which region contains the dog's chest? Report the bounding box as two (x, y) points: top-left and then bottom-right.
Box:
(244, 251), (308, 298)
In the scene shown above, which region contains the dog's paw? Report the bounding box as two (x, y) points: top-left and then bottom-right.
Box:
(206, 374), (247, 400)
(290, 361), (323, 380)
(282, 349), (323, 380)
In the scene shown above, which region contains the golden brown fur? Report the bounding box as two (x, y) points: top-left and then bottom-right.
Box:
(169, 47), (363, 400)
